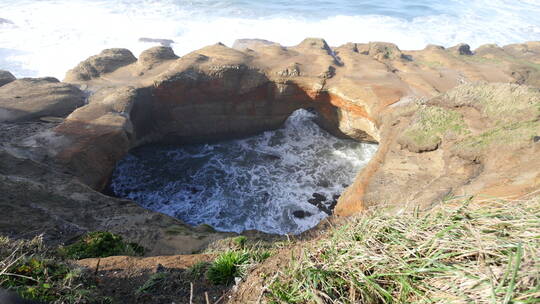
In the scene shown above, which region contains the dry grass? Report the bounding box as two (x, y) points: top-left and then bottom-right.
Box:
(266, 193), (540, 303)
(398, 105), (468, 152)
(442, 83), (540, 123)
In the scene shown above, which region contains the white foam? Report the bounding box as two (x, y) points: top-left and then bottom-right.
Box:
(1, 0), (539, 79)
(110, 109), (377, 234)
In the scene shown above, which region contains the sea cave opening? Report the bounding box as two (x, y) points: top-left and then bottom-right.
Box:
(108, 108), (377, 235)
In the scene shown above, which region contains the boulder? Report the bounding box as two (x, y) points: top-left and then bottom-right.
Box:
(358, 42), (404, 60)
(0, 77), (84, 123)
(0, 70), (15, 87)
(232, 38), (278, 50)
(449, 43), (473, 55)
(138, 46), (178, 70)
(64, 48), (137, 82)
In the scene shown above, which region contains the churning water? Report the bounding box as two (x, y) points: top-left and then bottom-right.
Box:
(1, 0), (539, 78)
(110, 109), (377, 234)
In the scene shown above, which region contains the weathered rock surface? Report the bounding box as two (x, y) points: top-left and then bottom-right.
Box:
(0, 77), (84, 123)
(0, 69), (16, 87)
(137, 46), (179, 71)
(336, 83), (540, 215)
(1, 38), (540, 254)
(0, 148), (234, 255)
(64, 48), (137, 82)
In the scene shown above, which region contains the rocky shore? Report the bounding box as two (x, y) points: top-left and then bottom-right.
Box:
(1, 39), (539, 257)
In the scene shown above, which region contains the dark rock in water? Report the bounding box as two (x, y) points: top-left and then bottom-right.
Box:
(0, 288), (45, 304)
(261, 153), (281, 161)
(329, 200), (338, 211)
(307, 198), (332, 215)
(332, 194), (340, 201)
(312, 192), (327, 201)
(318, 205), (332, 215)
(308, 198), (319, 206)
(449, 43), (473, 56)
(534, 136), (540, 143)
(138, 37), (175, 47)
(293, 210), (313, 219)
(316, 179), (330, 188)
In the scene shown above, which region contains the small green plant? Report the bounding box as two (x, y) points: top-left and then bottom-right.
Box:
(62, 231), (144, 259)
(250, 250), (272, 263)
(0, 236), (105, 303)
(206, 251), (250, 285)
(232, 236), (247, 248)
(136, 272), (169, 295)
(187, 261), (210, 279)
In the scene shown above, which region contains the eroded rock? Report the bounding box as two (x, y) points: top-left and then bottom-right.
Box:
(64, 48), (137, 82)
(138, 46), (179, 70)
(2, 39), (540, 254)
(0, 77), (84, 123)
(0, 70), (16, 87)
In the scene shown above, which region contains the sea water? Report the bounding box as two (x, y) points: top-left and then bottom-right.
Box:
(1, 0), (539, 79)
(110, 109), (377, 234)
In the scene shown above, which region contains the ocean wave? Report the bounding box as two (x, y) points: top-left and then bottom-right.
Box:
(0, 0), (539, 78)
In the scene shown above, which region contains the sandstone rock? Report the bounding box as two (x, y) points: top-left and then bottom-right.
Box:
(138, 46), (179, 70)
(0, 77), (84, 123)
(0, 148), (234, 255)
(64, 48), (137, 82)
(424, 44), (445, 51)
(32, 39), (540, 193)
(336, 83), (540, 215)
(0, 70), (16, 87)
(295, 38), (332, 54)
(232, 38), (278, 50)
(3, 39), (540, 251)
(358, 42), (404, 60)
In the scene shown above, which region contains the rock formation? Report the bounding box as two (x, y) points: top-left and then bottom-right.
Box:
(0, 77), (84, 123)
(0, 70), (16, 87)
(1, 38), (539, 253)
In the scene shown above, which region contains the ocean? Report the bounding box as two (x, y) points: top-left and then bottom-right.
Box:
(1, 0), (539, 79)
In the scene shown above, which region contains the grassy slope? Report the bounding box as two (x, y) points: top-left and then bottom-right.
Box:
(264, 194), (540, 303)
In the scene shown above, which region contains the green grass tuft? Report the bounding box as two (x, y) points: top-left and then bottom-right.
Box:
(206, 251), (250, 285)
(61, 231), (144, 260)
(232, 236), (248, 248)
